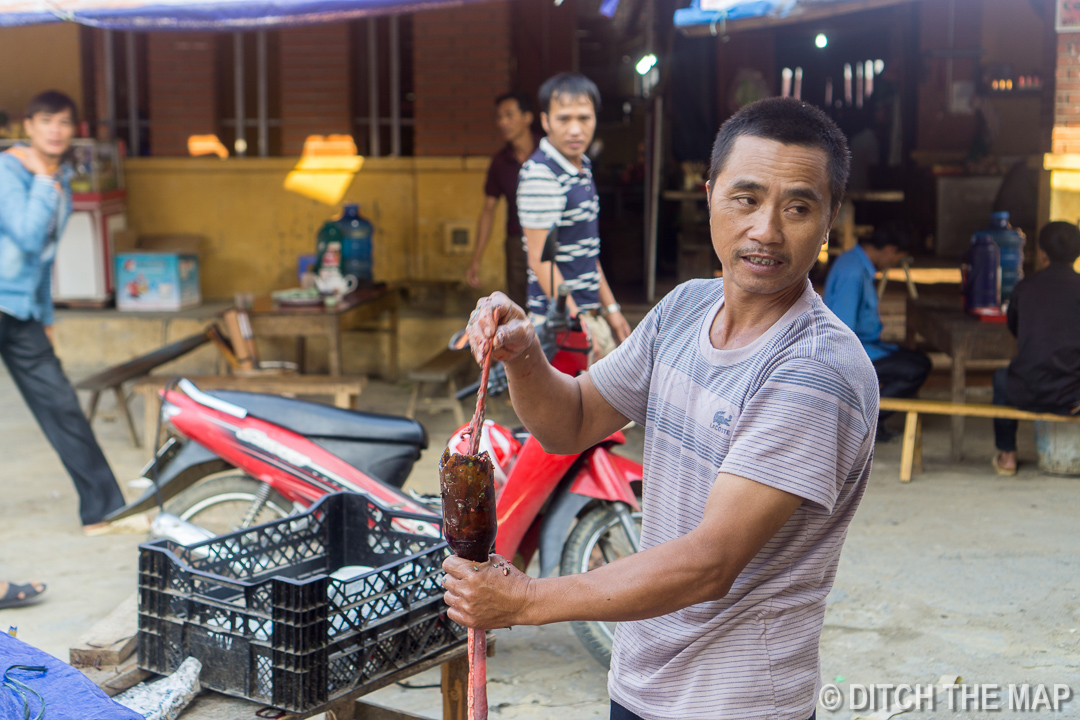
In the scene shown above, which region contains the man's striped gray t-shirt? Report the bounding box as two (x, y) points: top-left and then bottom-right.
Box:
(589, 278), (879, 720)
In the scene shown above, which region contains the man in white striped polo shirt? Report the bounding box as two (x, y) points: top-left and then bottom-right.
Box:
(517, 73), (631, 362)
(445, 98), (879, 720)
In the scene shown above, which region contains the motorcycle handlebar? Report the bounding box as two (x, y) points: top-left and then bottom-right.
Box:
(554, 285), (569, 316)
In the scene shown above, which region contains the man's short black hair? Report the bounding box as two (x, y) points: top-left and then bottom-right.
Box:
(708, 97), (850, 210)
(496, 91), (533, 116)
(1038, 221), (1080, 266)
(25, 90), (78, 122)
(537, 73), (601, 115)
(862, 221), (912, 253)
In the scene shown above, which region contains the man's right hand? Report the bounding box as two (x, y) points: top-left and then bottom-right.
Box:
(466, 261), (482, 289)
(467, 292), (536, 365)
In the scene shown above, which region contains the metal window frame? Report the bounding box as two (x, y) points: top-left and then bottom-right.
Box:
(361, 16), (405, 157)
(234, 32), (246, 156)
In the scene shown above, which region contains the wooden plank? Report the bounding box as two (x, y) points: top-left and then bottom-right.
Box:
(355, 699), (432, 720)
(879, 398), (1080, 422)
(914, 415), (924, 474)
(79, 659), (153, 697)
(899, 411), (917, 483)
(176, 639), (493, 720)
(73, 332), (210, 392)
(441, 654), (468, 720)
(134, 375), (366, 397)
(70, 593), (138, 667)
(223, 310), (257, 371)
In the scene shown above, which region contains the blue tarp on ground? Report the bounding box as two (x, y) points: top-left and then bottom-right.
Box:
(0, 0), (517, 29)
(0, 631), (143, 720)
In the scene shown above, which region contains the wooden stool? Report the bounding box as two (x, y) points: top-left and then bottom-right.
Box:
(406, 349), (473, 426)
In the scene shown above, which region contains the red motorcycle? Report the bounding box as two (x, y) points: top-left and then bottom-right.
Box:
(107, 286), (642, 666)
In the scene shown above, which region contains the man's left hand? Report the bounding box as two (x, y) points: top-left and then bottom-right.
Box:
(442, 554), (532, 629)
(43, 325), (54, 345)
(606, 311), (631, 344)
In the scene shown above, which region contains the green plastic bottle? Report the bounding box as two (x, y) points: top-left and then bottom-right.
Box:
(314, 221), (344, 275)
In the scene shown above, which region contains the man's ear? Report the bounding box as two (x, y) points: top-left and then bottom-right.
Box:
(540, 113), (550, 134)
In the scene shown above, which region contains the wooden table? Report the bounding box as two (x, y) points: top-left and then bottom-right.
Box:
(180, 640), (489, 720)
(905, 296), (1016, 460)
(250, 286), (401, 379)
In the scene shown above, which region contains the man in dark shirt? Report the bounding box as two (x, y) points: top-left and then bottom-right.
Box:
(992, 221), (1080, 474)
(466, 91), (538, 308)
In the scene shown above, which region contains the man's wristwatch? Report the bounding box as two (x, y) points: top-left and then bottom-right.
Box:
(602, 302), (621, 316)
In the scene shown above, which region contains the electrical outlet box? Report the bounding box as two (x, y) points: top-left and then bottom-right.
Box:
(443, 221), (474, 255)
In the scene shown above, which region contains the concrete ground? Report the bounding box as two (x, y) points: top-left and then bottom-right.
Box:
(0, 366), (1077, 720)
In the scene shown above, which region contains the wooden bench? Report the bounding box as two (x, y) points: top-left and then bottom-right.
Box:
(879, 397), (1080, 482)
(405, 348), (474, 426)
(73, 331), (211, 447)
(134, 374), (366, 457)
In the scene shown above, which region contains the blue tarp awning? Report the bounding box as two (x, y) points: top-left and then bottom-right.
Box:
(673, 0), (908, 32)
(674, 0), (792, 30)
(0, 0), (528, 29)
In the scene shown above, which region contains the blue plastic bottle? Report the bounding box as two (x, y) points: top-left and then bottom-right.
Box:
(336, 203), (374, 282)
(983, 211), (1025, 302)
(963, 232), (1001, 314)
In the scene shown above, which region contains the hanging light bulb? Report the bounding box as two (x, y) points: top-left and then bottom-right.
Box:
(636, 54), (657, 76)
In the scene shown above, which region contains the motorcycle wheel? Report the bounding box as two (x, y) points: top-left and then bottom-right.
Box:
(164, 471), (295, 536)
(559, 503), (643, 669)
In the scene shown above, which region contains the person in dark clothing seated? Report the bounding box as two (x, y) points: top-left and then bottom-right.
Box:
(992, 221), (1080, 475)
(824, 223), (932, 440)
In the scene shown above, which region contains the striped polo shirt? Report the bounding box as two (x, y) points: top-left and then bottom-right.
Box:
(516, 137), (601, 315)
(589, 278), (879, 720)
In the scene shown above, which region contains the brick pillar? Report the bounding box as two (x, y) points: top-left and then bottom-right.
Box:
(279, 23), (352, 156)
(1053, 33), (1080, 153)
(413, 0), (512, 156)
(147, 34), (218, 156)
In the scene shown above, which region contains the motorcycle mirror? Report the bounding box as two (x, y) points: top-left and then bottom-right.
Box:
(449, 328), (470, 351)
(541, 225), (559, 264)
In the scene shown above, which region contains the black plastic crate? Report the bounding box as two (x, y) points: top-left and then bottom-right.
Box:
(137, 492), (465, 713)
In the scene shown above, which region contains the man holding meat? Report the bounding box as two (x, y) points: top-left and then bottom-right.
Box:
(444, 97), (879, 720)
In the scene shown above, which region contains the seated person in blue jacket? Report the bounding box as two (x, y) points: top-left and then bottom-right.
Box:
(0, 90), (126, 531)
(823, 223), (931, 440)
(992, 221), (1080, 475)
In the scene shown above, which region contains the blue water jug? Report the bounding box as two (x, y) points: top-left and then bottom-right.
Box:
(983, 211), (1025, 301)
(963, 232), (1001, 314)
(336, 203), (374, 282)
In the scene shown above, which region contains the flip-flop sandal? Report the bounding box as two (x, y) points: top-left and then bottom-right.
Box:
(991, 454), (1018, 476)
(0, 582), (46, 610)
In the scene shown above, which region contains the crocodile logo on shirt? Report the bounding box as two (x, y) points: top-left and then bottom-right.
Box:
(710, 411), (732, 431)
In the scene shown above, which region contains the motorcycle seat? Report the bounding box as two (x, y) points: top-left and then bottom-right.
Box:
(206, 390), (428, 448)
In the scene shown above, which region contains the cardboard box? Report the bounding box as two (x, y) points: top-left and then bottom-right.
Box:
(116, 252), (201, 311)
